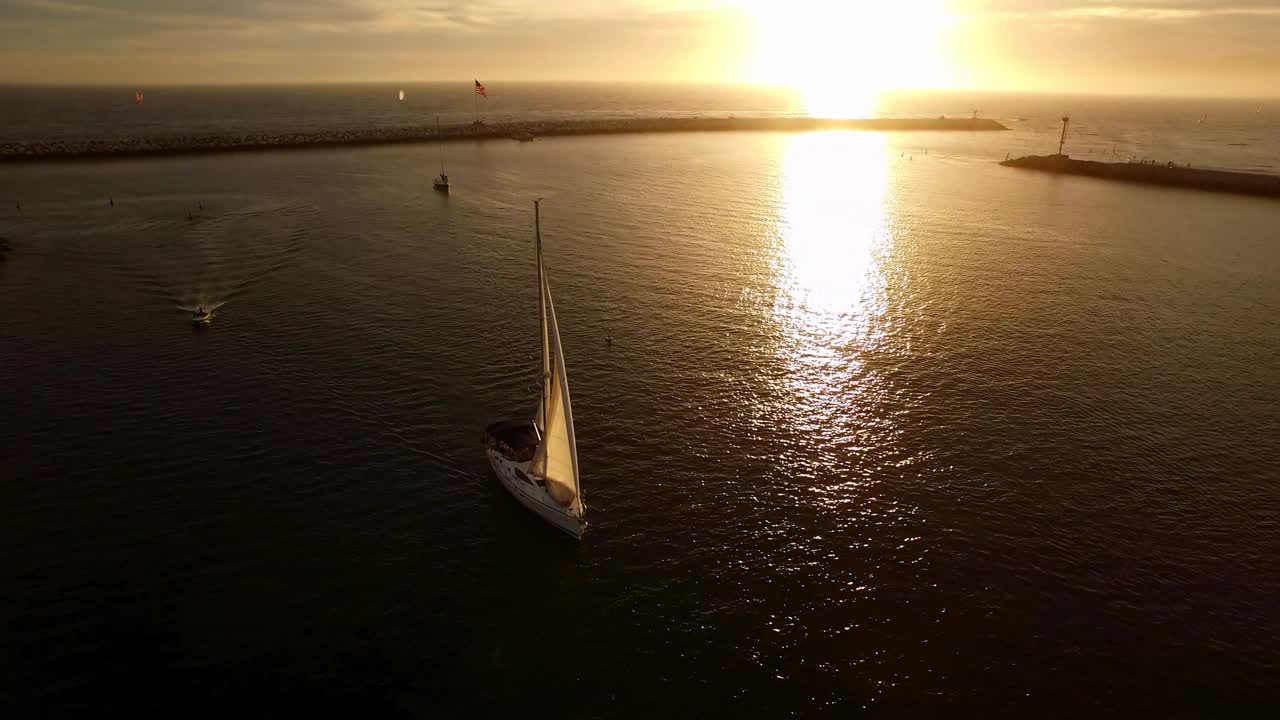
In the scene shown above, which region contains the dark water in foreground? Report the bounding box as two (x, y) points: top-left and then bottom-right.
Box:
(1, 129), (1278, 716)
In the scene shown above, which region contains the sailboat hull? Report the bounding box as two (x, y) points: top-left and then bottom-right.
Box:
(484, 426), (583, 539)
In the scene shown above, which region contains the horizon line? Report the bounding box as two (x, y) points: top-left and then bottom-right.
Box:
(0, 80), (1277, 101)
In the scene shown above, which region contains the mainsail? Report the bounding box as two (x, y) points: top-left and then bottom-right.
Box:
(531, 276), (581, 513)
(529, 201), (582, 514)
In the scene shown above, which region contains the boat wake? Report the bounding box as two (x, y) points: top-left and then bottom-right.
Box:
(103, 201), (311, 314)
(177, 299), (228, 314)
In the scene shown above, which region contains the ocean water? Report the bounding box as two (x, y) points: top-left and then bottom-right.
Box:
(1, 87), (1279, 716)
(2, 84), (1277, 174)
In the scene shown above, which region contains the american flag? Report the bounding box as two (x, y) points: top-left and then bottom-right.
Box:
(474, 80), (487, 98)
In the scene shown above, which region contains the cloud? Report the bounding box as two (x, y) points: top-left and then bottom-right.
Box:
(0, 0), (751, 83)
(938, 0), (1280, 95)
(950, 0), (1280, 20)
(1, 0), (1277, 93)
(3, 0), (715, 47)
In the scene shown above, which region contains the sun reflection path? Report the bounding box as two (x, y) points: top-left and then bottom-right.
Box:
(726, 132), (927, 603)
(759, 131), (904, 503)
(772, 131), (891, 333)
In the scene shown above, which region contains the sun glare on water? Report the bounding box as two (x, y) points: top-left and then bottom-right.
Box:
(738, 0), (951, 117)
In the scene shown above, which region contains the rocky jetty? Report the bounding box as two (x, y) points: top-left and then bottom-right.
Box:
(1, 116), (1007, 163)
(1001, 154), (1280, 199)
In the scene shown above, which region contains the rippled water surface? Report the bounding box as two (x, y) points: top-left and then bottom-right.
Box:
(1, 127), (1278, 716)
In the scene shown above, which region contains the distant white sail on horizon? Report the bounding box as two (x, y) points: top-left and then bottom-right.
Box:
(398, 89), (405, 101)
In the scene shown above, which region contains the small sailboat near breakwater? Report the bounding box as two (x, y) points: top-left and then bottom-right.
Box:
(191, 307), (212, 325)
(432, 116), (449, 193)
(484, 200), (586, 538)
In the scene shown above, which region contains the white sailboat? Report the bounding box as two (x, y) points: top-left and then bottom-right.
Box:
(432, 116), (449, 192)
(484, 200), (586, 539)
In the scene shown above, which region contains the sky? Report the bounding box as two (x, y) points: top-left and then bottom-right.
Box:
(1, 0), (1278, 97)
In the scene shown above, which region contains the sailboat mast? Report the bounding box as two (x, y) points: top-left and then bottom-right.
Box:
(536, 199), (549, 438)
(437, 116), (445, 175)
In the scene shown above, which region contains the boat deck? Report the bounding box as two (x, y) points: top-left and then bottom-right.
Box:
(485, 418), (538, 462)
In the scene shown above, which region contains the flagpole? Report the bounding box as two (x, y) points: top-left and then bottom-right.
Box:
(473, 83), (478, 125)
